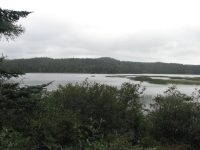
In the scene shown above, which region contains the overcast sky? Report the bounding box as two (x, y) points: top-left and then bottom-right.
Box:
(1, 0), (200, 64)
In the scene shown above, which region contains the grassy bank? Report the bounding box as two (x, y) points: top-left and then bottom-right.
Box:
(107, 75), (200, 85)
(130, 76), (200, 85)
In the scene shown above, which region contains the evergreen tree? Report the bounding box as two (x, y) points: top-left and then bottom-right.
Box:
(0, 7), (56, 148)
(0, 8), (31, 41)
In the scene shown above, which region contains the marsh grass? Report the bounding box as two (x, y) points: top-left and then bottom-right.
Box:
(107, 75), (200, 85)
(106, 75), (128, 78)
(128, 76), (200, 85)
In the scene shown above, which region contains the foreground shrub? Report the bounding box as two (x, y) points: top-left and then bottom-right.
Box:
(35, 80), (146, 149)
(148, 86), (200, 149)
(0, 127), (29, 149)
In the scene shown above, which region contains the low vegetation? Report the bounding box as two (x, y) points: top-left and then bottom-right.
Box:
(107, 75), (200, 85)
(131, 76), (200, 85)
(1, 57), (200, 149)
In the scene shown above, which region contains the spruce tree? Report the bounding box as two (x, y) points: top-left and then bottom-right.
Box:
(0, 7), (50, 140)
(0, 8), (32, 41)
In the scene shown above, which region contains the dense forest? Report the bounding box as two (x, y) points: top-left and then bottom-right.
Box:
(3, 57), (200, 74)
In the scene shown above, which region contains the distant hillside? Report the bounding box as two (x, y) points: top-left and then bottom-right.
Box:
(3, 57), (200, 74)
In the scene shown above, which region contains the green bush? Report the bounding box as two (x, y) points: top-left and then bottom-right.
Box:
(148, 86), (200, 148)
(33, 80), (145, 149)
(0, 127), (29, 149)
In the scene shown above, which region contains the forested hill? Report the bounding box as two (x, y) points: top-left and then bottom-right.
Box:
(3, 57), (200, 74)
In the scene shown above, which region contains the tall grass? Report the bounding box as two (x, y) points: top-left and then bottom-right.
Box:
(129, 76), (200, 85)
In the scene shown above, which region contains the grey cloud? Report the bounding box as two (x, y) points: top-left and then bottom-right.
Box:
(1, 17), (200, 65)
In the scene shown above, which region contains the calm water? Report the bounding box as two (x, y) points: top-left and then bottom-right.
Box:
(16, 73), (200, 97)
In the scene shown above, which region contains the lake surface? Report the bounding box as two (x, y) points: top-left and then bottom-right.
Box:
(17, 73), (200, 98)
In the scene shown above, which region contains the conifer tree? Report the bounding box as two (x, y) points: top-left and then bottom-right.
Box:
(0, 8), (31, 41)
(0, 7), (50, 135)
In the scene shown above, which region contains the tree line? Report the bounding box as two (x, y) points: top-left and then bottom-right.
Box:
(3, 57), (200, 74)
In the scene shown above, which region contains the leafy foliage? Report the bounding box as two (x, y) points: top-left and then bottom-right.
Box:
(37, 80), (145, 148)
(148, 86), (200, 148)
(0, 127), (29, 149)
